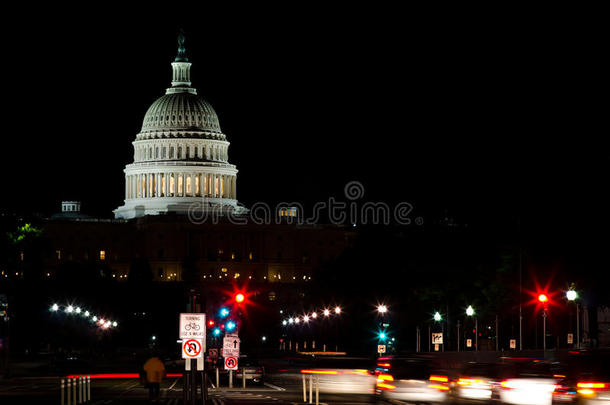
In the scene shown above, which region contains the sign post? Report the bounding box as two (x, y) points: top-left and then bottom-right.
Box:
(180, 311), (206, 405)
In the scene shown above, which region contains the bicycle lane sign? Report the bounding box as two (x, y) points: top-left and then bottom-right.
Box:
(179, 313), (206, 339)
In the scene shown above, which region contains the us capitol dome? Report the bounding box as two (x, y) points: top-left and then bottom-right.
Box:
(114, 34), (245, 219)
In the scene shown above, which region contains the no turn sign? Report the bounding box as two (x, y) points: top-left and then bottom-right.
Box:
(225, 356), (238, 370)
(182, 338), (204, 359)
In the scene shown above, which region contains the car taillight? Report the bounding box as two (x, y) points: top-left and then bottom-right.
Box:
(458, 378), (490, 388)
(428, 375), (450, 391)
(577, 382), (608, 395)
(501, 380), (516, 389)
(376, 374), (395, 391)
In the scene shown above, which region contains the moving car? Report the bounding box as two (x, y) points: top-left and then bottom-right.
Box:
(454, 362), (500, 402)
(497, 358), (557, 405)
(556, 350), (610, 405)
(375, 356), (450, 404)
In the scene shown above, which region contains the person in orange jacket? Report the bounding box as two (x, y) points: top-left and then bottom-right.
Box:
(143, 355), (165, 402)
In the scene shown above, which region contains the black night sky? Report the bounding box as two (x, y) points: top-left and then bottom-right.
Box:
(1, 10), (607, 254)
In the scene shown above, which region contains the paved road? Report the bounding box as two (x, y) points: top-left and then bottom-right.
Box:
(0, 375), (378, 404)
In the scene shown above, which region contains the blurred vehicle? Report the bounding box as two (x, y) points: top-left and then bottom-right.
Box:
(454, 362), (501, 402)
(555, 350), (610, 405)
(301, 357), (376, 395)
(375, 356), (450, 404)
(498, 358), (557, 405)
(236, 357), (265, 385)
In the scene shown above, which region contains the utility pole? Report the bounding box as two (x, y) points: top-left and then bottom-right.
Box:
(519, 249), (523, 351)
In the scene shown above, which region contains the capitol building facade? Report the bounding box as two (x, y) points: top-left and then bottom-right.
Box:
(114, 36), (243, 219)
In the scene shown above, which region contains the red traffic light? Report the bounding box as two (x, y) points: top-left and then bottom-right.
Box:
(208, 320), (215, 327)
(235, 293), (245, 303)
(538, 294), (548, 303)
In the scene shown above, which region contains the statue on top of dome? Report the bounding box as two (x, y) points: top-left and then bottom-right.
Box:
(175, 29), (188, 62)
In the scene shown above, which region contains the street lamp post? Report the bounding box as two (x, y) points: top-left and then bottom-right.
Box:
(567, 288), (579, 349)
(433, 312), (443, 352)
(466, 305), (477, 351)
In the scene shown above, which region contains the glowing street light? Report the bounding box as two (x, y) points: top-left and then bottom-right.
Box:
(323, 309), (330, 317)
(311, 312), (317, 319)
(282, 320), (288, 326)
(466, 305), (475, 316)
(433, 312), (442, 322)
(538, 294), (548, 303)
(50, 304), (59, 312)
(466, 305), (477, 351)
(235, 293), (245, 303)
(294, 317), (300, 324)
(377, 305), (388, 314)
(288, 318), (294, 324)
(566, 290), (578, 301)
(66, 305), (74, 314)
(334, 306), (341, 314)
(303, 315), (310, 323)
(84, 311), (90, 317)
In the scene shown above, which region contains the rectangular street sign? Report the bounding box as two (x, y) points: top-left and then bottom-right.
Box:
(510, 339), (516, 349)
(223, 335), (240, 358)
(179, 313), (206, 339)
(567, 333), (574, 344)
(466, 339), (472, 348)
(431, 332), (443, 345)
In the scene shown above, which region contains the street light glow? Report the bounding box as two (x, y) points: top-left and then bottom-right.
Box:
(311, 312), (317, 319)
(288, 318), (294, 324)
(75, 307), (81, 314)
(303, 315), (309, 322)
(334, 306), (341, 314)
(235, 293), (245, 303)
(567, 290), (578, 301)
(538, 294), (548, 303)
(84, 311), (90, 317)
(466, 305), (475, 316)
(282, 320), (288, 325)
(51, 304), (59, 312)
(377, 305), (388, 314)
(323, 309), (330, 317)
(294, 317), (300, 324)
(66, 305), (74, 313)
(434, 311), (442, 321)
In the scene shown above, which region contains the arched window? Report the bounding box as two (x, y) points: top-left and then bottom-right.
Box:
(169, 147), (174, 159)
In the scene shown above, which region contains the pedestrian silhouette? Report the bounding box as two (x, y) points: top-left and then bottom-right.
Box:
(143, 355), (165, 402)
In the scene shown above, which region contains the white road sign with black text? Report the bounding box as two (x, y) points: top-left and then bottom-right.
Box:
(179, 313), (206, 339)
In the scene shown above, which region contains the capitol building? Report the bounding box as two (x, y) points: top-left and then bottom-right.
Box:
(114, 34), (244, 219)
